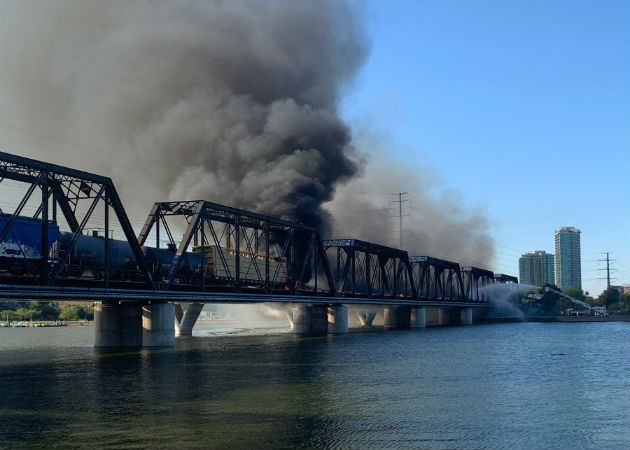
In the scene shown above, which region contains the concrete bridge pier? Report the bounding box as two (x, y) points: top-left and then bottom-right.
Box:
(95, 302), (177, 347)
(175, 303), (204, 337)
(142, 303), (175, 347)
(425, 307), (440, 327)
(438, 307), (464, 326)
(355, 309), (377, 327)
(435, 307), (474, 326)
(94, 302), (142, 347)
(460, 307), (473, 325)
(411, 307), (426, 328)
(383, 306), (411, 330)
(292, 304), (328, 335)
(327, 305), (348, 334)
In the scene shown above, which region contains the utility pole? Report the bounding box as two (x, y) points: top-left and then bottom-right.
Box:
(390, 192), (409, 249)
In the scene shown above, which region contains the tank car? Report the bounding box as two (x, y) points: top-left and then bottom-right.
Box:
(57, 231), (138, 279)
(142, 244), (204, 283)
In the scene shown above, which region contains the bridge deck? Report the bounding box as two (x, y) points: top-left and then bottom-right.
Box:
(0, 284), (487, 308)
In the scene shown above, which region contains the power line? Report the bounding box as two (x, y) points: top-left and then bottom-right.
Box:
(0, 121), (105, 153)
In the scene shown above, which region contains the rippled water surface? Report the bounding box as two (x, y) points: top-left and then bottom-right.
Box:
(1, 322), (628, 449)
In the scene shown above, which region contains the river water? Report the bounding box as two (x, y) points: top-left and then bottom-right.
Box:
(0, 321), (628, 449)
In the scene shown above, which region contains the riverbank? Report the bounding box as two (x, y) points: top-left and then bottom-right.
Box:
(66, 320), (93, 326)
(555, 315), (630, 323)
(1, 320), (93, 327)
(484, 315), (630, 323)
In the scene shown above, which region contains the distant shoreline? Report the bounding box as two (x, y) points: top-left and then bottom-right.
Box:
(3, 316), (628, 329)
(66, 321), (93, 326)
(484, 315), (630, 323)
(554, 315), (630, 323)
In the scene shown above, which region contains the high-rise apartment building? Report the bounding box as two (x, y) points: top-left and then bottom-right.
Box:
(555, 226), (581, 290)
(519, 250), (555, 287)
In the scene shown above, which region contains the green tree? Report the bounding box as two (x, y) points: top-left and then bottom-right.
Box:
(83, 306), (94, 321)
(59, 306), (82, 321)
(598, 287), (621, 308)
(58, 305), (93, 321)
(40, 303), (60, 320)
(563, 287), (585, 301)
(609, 293), (630, 315)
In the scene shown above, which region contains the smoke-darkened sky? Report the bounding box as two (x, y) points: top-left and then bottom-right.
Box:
(0, 0), (497, 269)
(337, 0), (629, 294)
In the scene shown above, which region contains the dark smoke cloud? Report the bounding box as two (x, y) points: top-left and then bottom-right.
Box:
(322, 134), (495, 268)
(0, 0), (496, 268)
(0, 0), (366, 230)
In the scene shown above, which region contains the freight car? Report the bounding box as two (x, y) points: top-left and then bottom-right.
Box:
(0, 214), (60, 260)
(1, 213), (288, 286)
(57, 231), (139, 280)
(192, 245), (288, 284)
(57, 232), (205, 283)
(0, 214), (60, 273)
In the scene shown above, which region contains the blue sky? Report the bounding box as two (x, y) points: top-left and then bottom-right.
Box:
(341, 0), (629, 296)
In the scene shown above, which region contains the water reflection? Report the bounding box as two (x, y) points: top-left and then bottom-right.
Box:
(0, 323), (628, 449)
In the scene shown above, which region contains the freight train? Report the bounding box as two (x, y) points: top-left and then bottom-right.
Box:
(0, 214), (287, 285)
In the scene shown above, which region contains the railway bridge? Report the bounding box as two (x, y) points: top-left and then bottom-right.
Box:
(0, 151), (518, 347)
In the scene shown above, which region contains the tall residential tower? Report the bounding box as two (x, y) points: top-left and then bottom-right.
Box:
(519, 251), (555, 287)
(555, 226), (581, 290)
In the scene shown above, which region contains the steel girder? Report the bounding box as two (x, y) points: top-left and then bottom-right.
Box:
(137, 200), (336, 295)
(461, 266), (495, 302)
(494, 273), (518, 284)
(409, 256), (466, 301)
(322, 239), (416, 299)
(0, 151), (155, 288)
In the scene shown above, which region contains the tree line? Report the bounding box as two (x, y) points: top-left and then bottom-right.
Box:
(531, 284), (630, 315)
(0, 301), (94, 322)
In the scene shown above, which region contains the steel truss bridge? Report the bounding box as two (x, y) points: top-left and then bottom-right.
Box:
(0, 151), (517, 307)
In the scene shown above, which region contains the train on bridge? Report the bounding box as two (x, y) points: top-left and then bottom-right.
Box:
(0, 213), (288, 286)
(0, 150), (517, 302)
(0, 150), (523, 346)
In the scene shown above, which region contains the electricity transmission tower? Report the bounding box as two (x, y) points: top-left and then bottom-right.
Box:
(598, 252), (617, 289)
(390, 192), (409, 249)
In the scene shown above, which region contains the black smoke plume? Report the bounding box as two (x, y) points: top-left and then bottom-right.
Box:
(0, 0), (496, 268)
(0, 0), (366, 231)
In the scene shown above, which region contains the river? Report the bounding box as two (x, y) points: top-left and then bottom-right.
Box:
(1, 321), (628, 449)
